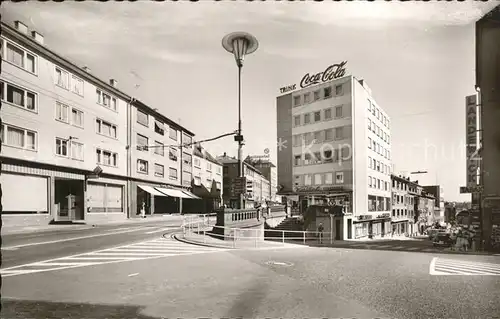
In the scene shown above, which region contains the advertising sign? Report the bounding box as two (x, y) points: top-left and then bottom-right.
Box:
(465, 95), (480, 188)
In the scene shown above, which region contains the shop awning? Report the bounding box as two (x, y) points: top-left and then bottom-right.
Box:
(155, 187), (192, 199)
(182, 190), (201, 199)
(138, 185), (167, 196)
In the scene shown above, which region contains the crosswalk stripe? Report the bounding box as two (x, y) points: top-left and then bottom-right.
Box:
(376, 245), (392, 249)
(62, 257), (142, 260)
(430, 257), (500, 275)
(436, 260), (500, 274)
(91, 252), (177, 256)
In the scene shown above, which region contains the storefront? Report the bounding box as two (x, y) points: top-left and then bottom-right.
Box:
(86, 177), (127, 223)
(354, 214), (391, 239)
(391, 219), (410, 235)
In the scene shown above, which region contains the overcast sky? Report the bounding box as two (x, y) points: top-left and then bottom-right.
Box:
(2, 1), (497, 201)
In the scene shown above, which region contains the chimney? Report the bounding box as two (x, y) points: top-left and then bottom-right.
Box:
(14, 21), (28, 34)
(82, 66), (91, 73)
(223, 152), (227, 157)
(31, 30), (44, 45)
(109, 79), (117, 87)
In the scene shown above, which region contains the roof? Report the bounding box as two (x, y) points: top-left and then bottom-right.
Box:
(193, 144), (222, 166)
(2, 22), (194, 136)
(216, 154), (264, 175)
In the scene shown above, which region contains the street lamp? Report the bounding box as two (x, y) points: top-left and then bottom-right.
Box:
(222, 32), (259, 209)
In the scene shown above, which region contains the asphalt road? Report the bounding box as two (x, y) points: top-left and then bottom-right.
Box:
(2, 236), (500, 319)
(0, 218), (184, 268)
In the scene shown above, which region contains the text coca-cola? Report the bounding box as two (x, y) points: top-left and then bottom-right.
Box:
(299, 61), (348, 89)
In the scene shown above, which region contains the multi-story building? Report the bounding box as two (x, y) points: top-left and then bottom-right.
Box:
(423, 185), (445, 224)
(476, 6), (500, 250)
(391, 175), (417, 235)
(245, 156), (279, 203)
(218, 153), (271, 208)
(276, 68), (392, 239)
(187, 143), (223, 213)
(129, 100), (196, 217)
(0, 20), (196, 227)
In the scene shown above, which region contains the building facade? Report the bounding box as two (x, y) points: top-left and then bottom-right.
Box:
(476, 6), (500, 250)
(391, 175), (416, 236)
(423, 185), (445, 224)
(0, 20), (196, 228)
(245, 157), (280, 203)
(277, 71), (392, 239)
(218, 153), (271, 208)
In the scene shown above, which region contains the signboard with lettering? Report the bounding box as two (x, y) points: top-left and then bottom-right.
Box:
(460, 185), (483, 194)
(465, 95), (480, 188)
(278, 61), (348, 94)
(294, 185), (346, 193)
(231, 177), (247, 196)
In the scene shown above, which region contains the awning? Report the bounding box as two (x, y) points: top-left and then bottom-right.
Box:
(182, 190), (201, 199)
(138, 185), (167, 196)
(155, 187), (192, 199)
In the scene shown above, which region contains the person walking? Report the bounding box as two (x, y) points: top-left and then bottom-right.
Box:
(318, 223), (324, 244)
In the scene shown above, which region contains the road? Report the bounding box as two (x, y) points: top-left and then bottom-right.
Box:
(1, 217), (185, 268)
(2, 228), (500, 319)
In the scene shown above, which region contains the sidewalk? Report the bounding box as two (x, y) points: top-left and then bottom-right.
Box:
(1, 215), (184, 236)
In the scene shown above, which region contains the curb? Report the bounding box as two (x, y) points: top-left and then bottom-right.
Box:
(170, 233), (235, 250)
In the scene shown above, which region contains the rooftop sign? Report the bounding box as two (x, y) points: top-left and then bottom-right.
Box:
(279, 61), (348, 94)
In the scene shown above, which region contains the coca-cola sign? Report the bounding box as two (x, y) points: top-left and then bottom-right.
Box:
(299, 61), (348, 89)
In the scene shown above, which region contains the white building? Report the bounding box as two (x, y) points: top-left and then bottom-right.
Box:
(276, 67), (392, 239)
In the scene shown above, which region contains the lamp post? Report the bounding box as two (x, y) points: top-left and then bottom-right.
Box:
(222, 32), (259, 209)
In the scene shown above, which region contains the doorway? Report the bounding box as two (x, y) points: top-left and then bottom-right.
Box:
(54, 178), (84, 222)
(300, 199), (308, 214)
(347, 219), (352, 239)
(335, 219), (341, 240)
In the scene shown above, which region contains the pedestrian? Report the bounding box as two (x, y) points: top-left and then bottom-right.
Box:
(318, 223), (324, 244)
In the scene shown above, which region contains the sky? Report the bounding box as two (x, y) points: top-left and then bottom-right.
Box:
(1, 1), (497, 201)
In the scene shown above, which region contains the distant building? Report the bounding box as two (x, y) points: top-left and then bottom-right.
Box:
(423, 185), (445, 223)
(245, 156), (279, 203)
(391, 175), (417, 235)
(217, 153), (271, 208)
(276, 71), (392, 239)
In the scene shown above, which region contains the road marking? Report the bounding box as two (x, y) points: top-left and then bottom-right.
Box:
(144, 227), (179, 234)
(0, 238), (230, 277)
(430, 257), (500, 275)
(407, 247), (419, 251)
(392, 246), (405, 250)
(2, 226), (153, 249)
(128, 273), (139, 277)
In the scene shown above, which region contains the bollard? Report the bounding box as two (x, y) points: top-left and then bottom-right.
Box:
(303, 232), (306, 244)
(282, 231), (285, 244)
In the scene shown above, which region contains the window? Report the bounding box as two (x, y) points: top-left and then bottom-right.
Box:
(194, 158), (201, 167)
(1, 123), (37, 150)
(367, 99), (371, 111)
(304, 93), (311, 104)
(368, 119), (372, 130)
(324, 87), (332, 98)
(183, 133), (193, 147)
(294, 115), (301, 126)
(336, 172), (344, 184)
(55, 101), (69, 123)
(169, 167), (178, 180)
(369, 177), (372, 187)
(72, 75), (84, 96)
(335, 105), (343, 118)
(325, 173), (333, 184)
(373, 140), (376, 150)
(96, 148), (118, 167)
(304, 174), (312, 186)
(169, 147), (178, 161)
(368, 156), (372, 168)
(293, 95), (301, 106)
(335, 127), (344, 140)
(368, 137), (372, 149)
(4, 41), (36, 73)
(183, 153), (192, 166)
(206, 162), (212, 171)
(304, 132), (314, 144)
(292, 135), (300, 147)
(137, 159), (148, 174)
(304, 153), (311, 165)
(1, 81), (37, 111)
(55, 67), (70, 90)
(313, 90), (320, 100)
(313, 111), (321, 122)
(372, 106), (376, 116)
(169, 127), (178, 140)
(55, 138), (68, 156)
(216, 166), (222, 175)
(71, 108), (83, 128)
(313, 131), (323, 143)
(154, 141), (164, 156)
(314, 174), (322, 185)
(154, 163), (165, 177)
(312, 152), (322, 164)
(71, 141), (84, 160)
(137, 109), (149, 126)
(194, 176), (202, 186)
(324, 108), (332, 120)
(155, 120), (165, 135)
(294, 155), (301, 166)
(96, 118), (117, 139)
(335, 84), (343, 95)
(136, 134), (148, 151)
(323, 128), (333, 141)
(304, 113), (311, 124)
(96, 89), (117, 111)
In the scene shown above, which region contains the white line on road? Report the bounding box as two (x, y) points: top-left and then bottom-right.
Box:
(128, 273), (139, 277)
(2, 226), (153, 249)
(144, 227), (179, 234)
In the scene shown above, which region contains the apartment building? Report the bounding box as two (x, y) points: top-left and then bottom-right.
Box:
(0, 20), (196, 227)
(129, 100), (196, 218)
(277, 68), (392, 239)
(185, 143), (223, 213)
(217, 153), (271, 208)
(245, 156), (280, 203)
(391, 175), (417, 235)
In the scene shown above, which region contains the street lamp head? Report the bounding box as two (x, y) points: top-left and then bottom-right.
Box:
(222, 31), (259, 68)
